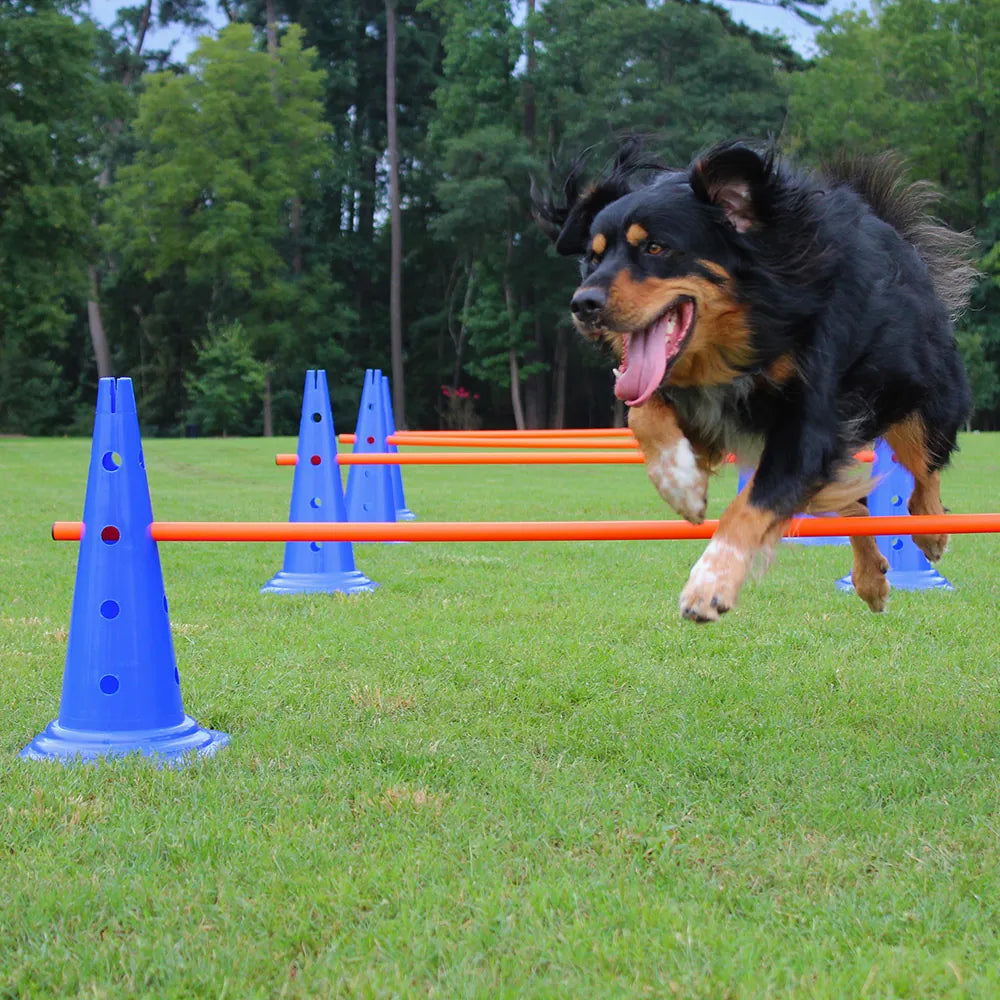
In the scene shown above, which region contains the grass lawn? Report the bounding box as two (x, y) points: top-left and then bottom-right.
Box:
(2, 426), (1000, 998)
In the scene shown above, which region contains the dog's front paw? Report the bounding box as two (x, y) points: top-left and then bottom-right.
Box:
(645, 437), (708, 523)
(913, 532), (948, 563)
(853, 550), (890, 613)
(678, 540), (748, 622)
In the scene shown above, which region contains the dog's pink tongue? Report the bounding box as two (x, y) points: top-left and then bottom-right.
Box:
(614, 319), (669, 407)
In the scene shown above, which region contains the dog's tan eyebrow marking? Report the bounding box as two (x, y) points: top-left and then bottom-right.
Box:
(697, 259), (732, 281)
(590, 233), (607, 256)
(626, 224), (649, 247)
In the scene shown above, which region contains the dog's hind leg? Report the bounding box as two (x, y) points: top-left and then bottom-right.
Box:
(841, 498), (890, 612)
(803, 471), (888, 611)
(883, 415), (950, 562)
(629, 393), (711, 523)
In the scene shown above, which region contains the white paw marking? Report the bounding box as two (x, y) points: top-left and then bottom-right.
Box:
(679, 539), (749, 622)
(689, 539), (746, 584)
(646, 438), (707, 522)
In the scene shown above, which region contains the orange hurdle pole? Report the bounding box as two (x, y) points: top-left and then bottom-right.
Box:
(51, 513), (1000, 544)
(383, 434), (643, 448)
(335, 434), (877, 461)
(338, 428), (635, 442)
(276, 449), (876, 467)
(276, 451), (647, 466)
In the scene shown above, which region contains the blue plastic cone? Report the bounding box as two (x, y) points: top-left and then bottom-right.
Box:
(262, 370), (377, 594)
(837, 437), (952, 593)
(736, 467), (847, 546)
(20, 378), (229, 764)
(380, 374), (415, 520)
(345, 369), (397, 525)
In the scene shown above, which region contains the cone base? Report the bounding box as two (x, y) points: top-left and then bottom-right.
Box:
(785, 535), (848, 546)
(19, 714), (230, 766)
(396, 507), (417, 520)
(260, 569), (378, 595)
(836, 569), (954, 593)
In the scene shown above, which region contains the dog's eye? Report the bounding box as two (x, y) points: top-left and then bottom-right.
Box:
(645, 242), (665, 256)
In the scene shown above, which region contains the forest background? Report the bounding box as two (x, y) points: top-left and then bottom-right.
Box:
(3, 0), (1000, 437)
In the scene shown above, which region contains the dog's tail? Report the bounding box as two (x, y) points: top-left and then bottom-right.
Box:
(827, 153), (979, 321)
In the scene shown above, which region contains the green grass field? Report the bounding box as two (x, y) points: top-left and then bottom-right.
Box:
(3, 430), (1000, 998)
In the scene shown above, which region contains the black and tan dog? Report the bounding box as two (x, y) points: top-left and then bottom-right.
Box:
(538, 141), (976, 621)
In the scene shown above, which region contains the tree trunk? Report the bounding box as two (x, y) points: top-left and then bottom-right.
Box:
(385, 0), (406, 428)
(452, 261), (476, 388)
(551, 324), (568, 429)
(524, 0), (537, 151)
(85, 0), (154, 381)
(502, 238), (525, 429)
(87, 267), (113, 378)
(290, 196), (303, 275)
(524, 309), (547, 428)
(263, 369), (273, 437)
(519, 0), (544, 427)
(355, 147), (377, 352)
(123, 0), (152, 89)
(265, 0), (278, 53)
(262, 0), (276, 438)
(509, 349), (526, 430)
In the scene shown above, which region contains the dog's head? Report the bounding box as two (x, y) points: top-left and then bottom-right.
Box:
(545, 142), (778, 404)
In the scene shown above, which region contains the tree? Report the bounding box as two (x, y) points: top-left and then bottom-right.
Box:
(0, 0), (122, 433)
(963, 192), (1000, 426)
(385, 0), (406, 427)
(185, 321), (267, 435)
(425, 0), (803, 427)
(788, 0), (1000, 230)
(424, 0), (534, 425)
(787, 0), (1000, 425)
(103, 22), (341, 433)
(87, 0), (219, 382)
(240, 0), (444, 419)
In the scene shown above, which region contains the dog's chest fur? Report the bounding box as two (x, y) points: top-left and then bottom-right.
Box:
(664, 378), (765, 466)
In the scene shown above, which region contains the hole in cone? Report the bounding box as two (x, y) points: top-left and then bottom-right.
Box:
(101, 525), (120, 544)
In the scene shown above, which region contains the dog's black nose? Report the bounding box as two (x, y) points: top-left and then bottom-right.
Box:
(570, 286), (606, 321)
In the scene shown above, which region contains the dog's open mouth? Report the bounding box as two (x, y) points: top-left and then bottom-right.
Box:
(613, 298), (695, 406)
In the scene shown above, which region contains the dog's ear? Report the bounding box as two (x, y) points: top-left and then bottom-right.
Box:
(534, 138), (664, 256)
(533, 170), (630, 257)
(690, 143), (774, 233)
(550, 181), (628, 256)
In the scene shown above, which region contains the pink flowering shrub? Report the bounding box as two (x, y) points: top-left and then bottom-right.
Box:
(440, 385), (481, 429)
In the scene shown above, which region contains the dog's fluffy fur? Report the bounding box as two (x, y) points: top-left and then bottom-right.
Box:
(538, 140), (976, 621)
